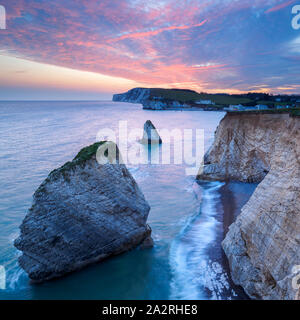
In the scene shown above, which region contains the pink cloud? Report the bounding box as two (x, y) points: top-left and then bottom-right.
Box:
(265, 0), (296, 14)
(107, 20), (208, 43)
(0, 0), (298, 95)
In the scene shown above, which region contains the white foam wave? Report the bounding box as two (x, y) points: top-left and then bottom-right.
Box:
(169, 181), (236, 300)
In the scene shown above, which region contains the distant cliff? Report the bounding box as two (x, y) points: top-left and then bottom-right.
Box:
(113, 87), (214, 110)
(198, 113), (300, 300)
(113, 88), (151, 103)
(113, 88), (300, 111)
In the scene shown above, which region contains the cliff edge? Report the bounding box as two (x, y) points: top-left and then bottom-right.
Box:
(14, 141), (152, 282)
(198, 112), (300, 300)
(113, 88), (151, 103)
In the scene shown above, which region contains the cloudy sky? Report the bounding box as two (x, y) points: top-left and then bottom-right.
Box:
(0, 0), (300, 99)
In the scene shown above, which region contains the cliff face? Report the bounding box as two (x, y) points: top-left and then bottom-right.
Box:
(14, 142), (152, 282)
(113, 88), (150, 103)
(197, 113), (292, 182)
(199, 113), (300, 300)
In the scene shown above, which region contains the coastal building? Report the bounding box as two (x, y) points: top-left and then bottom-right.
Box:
(277, 105), (291, 110)
(255, 104), (269, 110)
(226, 104), (245, 111)
(195, 99), (215, 105)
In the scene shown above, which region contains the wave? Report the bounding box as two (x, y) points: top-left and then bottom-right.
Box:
(169, 181), (236, 300)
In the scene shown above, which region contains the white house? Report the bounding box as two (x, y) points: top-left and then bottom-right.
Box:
(255, 104), (269, 110)
(244, 106), (257, 111)
(195, 100), (215, 105)
(277, 105), (291, 109)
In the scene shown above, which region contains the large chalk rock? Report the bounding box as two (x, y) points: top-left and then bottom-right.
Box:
(14, 141), (152, 282)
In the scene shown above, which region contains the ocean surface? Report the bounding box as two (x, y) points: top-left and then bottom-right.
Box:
(0, 101), (257, 300)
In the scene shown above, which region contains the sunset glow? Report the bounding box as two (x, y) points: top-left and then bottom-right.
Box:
(0, 0), (300, 99)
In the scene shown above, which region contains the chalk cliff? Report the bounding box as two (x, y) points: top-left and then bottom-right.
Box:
(14, 141), (152, 282)
(113, 88), (151, 103)
(198, 112), (300, 300)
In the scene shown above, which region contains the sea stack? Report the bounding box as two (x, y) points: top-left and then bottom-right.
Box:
(14, 141), (152, 283)
(198, 112), (300, 300)
(141, 120), (162, 144)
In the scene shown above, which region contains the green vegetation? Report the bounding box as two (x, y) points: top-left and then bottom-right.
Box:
(256, 100), (291, 107)
(228, 108), (300, 116)
(143, 88), (300, 109)
(149, 88), (252, 105)
(37, 142), (107, 189)
(197, 93), (252, 105)
(150, 88), (201, 102)
(73, 141), (107, 163)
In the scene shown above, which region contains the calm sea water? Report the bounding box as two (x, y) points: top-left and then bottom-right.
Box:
(0, 101), (256, 300)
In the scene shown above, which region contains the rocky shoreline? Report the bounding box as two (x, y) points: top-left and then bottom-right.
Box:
(198, 112), (300, 300)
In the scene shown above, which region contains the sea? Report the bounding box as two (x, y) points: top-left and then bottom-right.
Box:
(0, 101), (257, 300)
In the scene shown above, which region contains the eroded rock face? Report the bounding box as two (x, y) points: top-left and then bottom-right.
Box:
(141, 120), (162, 144)
(199, 113), (300, 300)
(14, 142), (152, 283)
(198, 113), (290, 182)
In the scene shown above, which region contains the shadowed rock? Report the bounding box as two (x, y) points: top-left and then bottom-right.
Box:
(141, 120), (162, 144)
(14, 141), (152, 283)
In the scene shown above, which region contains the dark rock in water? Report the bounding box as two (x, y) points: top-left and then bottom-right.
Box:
(14, 141), (152, 283)
(139, 234), (154, 249)
(141, 120), (162, 144)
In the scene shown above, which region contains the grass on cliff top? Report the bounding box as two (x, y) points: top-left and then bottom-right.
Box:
(149, 88), (252, 105)
(227, 108), (300, 116)
(38, 142), (107, 187)
(73, 141), (107, 162)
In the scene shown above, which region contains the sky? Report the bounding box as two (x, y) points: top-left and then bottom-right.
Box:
(0, 0), (300, 100)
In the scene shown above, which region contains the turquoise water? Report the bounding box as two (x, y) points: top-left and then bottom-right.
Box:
(0, 101), (255, 300)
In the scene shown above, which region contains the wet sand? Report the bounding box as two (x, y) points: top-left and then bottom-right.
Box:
(198, 181), (257, 300)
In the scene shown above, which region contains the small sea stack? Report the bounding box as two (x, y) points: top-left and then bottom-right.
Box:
(14, 141), (152, 283)
(141, 120), (162, 144)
